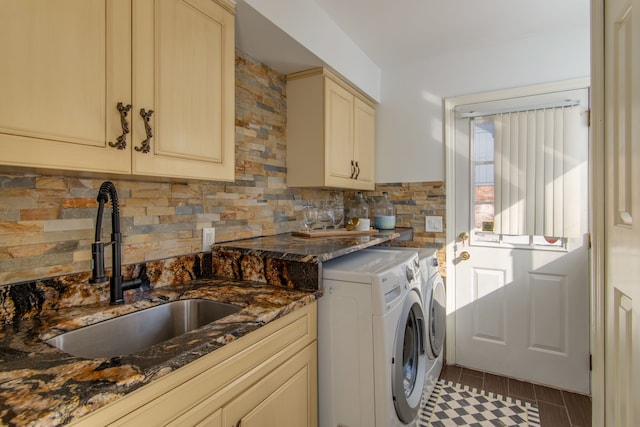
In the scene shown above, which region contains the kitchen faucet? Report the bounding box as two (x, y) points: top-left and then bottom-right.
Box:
(90, 181), (143, 304)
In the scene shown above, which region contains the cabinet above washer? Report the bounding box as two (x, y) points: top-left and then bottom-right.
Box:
(286, 68), (376, 190)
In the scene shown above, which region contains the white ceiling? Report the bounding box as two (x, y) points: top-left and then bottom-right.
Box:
(236, 0), (590, 74)
(312, 0), (590, 68)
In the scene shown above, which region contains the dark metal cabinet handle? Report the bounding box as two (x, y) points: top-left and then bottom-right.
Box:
(354, 161), (360, 179)
(350, 160), (356, 179)
(135, 108), (154, 153)
(108, 102), (132, 150)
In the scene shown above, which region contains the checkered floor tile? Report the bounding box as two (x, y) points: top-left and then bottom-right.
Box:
(419, 380), (540, 427)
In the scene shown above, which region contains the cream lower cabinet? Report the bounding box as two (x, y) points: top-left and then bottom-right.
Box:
(286, 68), (376, 191)
(71, 302), (317, 427)
(221, 343), (315, 427)
(0, 0), (235, 182)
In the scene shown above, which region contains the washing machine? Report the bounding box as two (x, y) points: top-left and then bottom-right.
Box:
(370, 247), (446, 404)
(319, 248), (426, 427)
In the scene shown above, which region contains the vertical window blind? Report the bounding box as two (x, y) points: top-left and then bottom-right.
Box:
(493, 106), (584, 237)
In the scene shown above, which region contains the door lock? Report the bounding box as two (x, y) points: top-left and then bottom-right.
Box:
(460, 251), (471, 261)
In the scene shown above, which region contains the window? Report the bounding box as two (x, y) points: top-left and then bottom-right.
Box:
(458, 88), (589, 249)
(471, 119), (495, 231)
(453, 87), (589, 252)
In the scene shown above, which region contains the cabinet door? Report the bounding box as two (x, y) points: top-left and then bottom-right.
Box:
(223, 343), (317, 427)
(353, 97), (375, 190)
(0, 0), (131, 174)
(132, 0), (235, 181)
(324, 78), (354, 187)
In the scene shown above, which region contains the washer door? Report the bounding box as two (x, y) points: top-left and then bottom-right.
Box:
(392, 289), (427, 423)
(427, 275), (446, 359)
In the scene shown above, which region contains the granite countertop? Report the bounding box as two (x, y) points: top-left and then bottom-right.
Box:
(0, 228), (411, 425)
(210, 228), (413, 291)
(214, 228), (413, 262)
(0, 278), (317, 426)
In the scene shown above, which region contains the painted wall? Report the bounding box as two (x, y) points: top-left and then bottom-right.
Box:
(375, 27), (591, 183)
(242, 0), (382, 102)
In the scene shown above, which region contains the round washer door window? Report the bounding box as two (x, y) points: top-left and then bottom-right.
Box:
(428, 276), (446, 359)
(392, 289), (427, 423)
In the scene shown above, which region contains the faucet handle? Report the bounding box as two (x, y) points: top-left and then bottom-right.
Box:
(89, 242), (109, 284)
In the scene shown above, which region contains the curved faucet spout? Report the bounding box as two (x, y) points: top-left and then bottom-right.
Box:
(97, 181), (120, 233)
(90, 181), (143, 304)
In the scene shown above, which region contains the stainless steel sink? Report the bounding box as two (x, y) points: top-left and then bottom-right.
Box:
(45, 299), (241, 359)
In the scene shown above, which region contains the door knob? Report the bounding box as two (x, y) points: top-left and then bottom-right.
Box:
(458, 232), (469, 241)
(460, 251), (471, 261)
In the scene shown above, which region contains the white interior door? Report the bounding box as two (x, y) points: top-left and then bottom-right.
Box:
(450, 87), (591, 394)
(603, 0), (640, 423)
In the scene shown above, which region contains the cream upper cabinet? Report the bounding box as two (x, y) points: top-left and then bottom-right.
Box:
(287, 68), (376, 190)
(0, 0), (235, 182)
(352, 96), (376, 187)
(0, 0), (131, 174)
(131, 0), (235, 181)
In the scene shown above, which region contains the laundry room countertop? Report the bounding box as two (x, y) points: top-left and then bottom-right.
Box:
(0, 278), (317, 426)
(211, 228), (413, 290)
(0, 228), (412, 425)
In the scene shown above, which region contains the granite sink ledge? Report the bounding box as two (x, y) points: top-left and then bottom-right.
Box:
(0, 278), (317, 426)
(211, 228), (413, 290)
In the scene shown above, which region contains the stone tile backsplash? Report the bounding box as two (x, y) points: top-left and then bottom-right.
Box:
(0, 49), (446, 288)
(356, 181), (446, 250)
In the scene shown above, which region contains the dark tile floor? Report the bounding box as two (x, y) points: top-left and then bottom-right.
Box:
(440, 365), (592, 427)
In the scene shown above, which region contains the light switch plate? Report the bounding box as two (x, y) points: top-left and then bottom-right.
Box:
(202, 228), (215, 252)
(425, 216), (443, 232)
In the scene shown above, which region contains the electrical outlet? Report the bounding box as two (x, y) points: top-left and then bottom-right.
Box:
(425, 216), (443, 232)
(202, 228), (215, 252)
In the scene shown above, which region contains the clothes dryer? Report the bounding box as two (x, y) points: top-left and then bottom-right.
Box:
(319, 248), (426, 427)
(369, 247), (445, 403)
(422, 250), (445, 403)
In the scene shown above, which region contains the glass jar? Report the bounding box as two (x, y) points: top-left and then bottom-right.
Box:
(346, 192), (369, 222)
(374, 192), (396, 230)
(355, 192), (369, 220)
